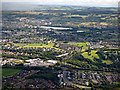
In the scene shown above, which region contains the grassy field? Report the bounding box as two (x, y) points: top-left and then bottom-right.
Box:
(102, 60), (113, 65)
(82, 50), (99, 61)
(67, 43), (86, 47)
(13, 43), (63, 50)
(14, 42), (89, 51)
(14, 43), (54, 47)
(24, 43), (54, 48)
(62, 42), (88, 51)
(2, 68), (21, 77)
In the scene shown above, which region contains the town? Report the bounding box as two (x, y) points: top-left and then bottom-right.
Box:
(1, 4), (120, 89)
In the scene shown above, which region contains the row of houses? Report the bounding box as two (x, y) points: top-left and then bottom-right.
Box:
(22, 47), (66, 53)
(55, 43), (83, 53)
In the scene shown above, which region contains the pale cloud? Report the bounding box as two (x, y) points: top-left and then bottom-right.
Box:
(2, 0), (119, 7)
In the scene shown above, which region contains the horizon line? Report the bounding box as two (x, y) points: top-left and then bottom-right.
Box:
(2, 2), (118, 7)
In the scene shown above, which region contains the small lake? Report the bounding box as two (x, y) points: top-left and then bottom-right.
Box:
(40, 26), (72, 30)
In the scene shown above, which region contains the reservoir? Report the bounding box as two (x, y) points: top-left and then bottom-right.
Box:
(40, 26), (72, 30)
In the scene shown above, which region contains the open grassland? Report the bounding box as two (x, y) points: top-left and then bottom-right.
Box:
(63, 42), (88, 51)
(13, 43), (27, 48)
(67, 42), (87, 47)
(108, 47), (119, 49)
(2, 68), (21, 77)
(82, 50), (99, 61)
(24, 43), (54, 48)
(13, 43), (63, 50)
(102, 60), (113, 65)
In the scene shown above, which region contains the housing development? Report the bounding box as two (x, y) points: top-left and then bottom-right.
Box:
(1, 3), (120, 89)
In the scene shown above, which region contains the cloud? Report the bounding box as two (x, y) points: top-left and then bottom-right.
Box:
(2, 0), (119, 7)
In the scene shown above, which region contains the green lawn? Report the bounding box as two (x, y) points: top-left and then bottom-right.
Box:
(2, 68), (22, 77)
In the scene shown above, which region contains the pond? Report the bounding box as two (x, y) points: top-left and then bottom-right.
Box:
(40, 26), (72, 30)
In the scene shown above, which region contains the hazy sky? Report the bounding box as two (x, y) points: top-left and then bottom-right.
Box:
(2, 0), (119, 7)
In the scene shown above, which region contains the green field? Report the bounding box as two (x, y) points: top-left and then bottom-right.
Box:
(24, 43), (54, 48)
(62, 42), (88, 51)
(82, 50), (99, 61)
(14, 43), (54, 47)
(2, 68), (21, 77)
(13, 43), (63, 50)
(102, 60), (113, 65)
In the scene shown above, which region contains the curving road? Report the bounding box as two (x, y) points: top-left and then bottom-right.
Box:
(63, 71), (91, 89)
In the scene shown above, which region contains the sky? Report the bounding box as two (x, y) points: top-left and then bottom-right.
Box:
(2, 0), (119, 7)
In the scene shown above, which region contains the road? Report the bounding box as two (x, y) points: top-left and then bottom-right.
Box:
(63, 71), (91, 89)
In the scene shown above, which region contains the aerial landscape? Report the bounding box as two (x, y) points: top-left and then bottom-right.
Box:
(1, 0), (120, 89)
